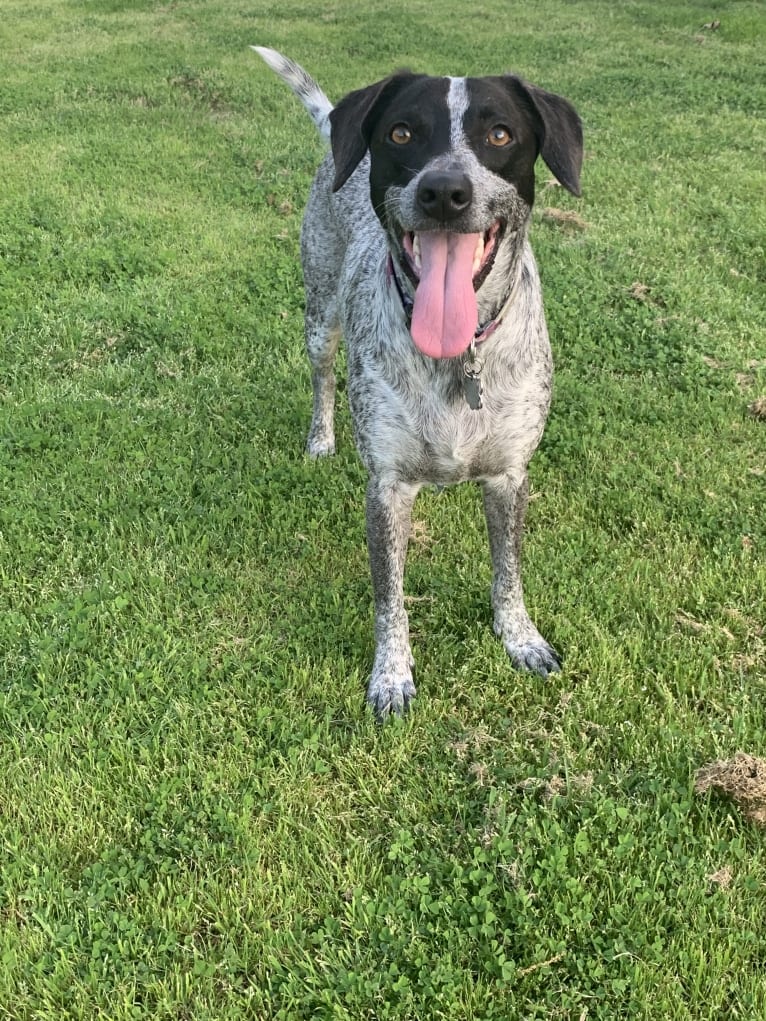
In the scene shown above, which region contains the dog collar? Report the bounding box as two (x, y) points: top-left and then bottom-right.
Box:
(460, 283), (519, 409)
(387, 254), (414, 320)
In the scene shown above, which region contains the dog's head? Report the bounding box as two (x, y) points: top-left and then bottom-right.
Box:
(329, 72), (582, 358)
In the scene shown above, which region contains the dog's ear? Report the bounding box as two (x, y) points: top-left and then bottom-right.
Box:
(329, 73), (416, 192)
(506, 77), (583, 197)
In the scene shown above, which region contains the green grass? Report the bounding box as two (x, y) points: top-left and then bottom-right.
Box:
(1, 1), (765, 1017)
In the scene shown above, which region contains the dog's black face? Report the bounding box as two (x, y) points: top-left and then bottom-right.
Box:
(365, 75), (544, 217)
(330, 72), (582, 359)
(330, 73), (582, 209)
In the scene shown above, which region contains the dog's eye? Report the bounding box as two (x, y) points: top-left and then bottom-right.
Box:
(486, 126), (512, 147)
(390, 124), (412, 145)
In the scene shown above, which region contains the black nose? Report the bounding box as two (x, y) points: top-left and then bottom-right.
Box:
(416, 170), (473, 221)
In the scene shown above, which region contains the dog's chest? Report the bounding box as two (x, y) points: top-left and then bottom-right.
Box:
(340, 238), (550, 485)
(350, 352), (546, 484)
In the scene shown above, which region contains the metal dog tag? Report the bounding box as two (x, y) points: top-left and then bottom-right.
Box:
(463, 367), (483, 410)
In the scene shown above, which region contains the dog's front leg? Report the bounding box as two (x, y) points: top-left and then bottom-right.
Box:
(482, 472), (561, 677)
(365, 477), (420, 718)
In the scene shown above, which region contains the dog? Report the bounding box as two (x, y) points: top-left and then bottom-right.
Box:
(254, 47), (583, 717)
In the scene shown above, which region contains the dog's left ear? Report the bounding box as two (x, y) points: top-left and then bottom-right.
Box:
(506, 77), (583, 196)
(330, 73), (417, 192)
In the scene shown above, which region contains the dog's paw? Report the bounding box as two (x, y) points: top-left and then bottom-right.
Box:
(504, 637), (561, 678)
(366, 668), (416, 721)
(306, 434), (335, 458)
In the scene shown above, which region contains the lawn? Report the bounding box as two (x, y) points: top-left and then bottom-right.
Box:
(1, 1), (765, 1018)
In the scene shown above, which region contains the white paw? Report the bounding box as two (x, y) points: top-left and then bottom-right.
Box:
(504, 636), (561, 677)
(366, 666), (416, 720)
(306, 433), (335, 458)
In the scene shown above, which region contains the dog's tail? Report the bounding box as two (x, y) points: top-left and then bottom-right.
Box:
(251, 46), (333, 142)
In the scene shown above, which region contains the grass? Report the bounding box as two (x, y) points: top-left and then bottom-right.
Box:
(1, 0), (765, 1017)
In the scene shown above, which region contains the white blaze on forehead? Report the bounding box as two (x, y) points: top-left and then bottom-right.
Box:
(447, 77), (470, 148)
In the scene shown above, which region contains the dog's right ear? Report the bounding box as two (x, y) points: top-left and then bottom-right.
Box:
(329, 74), (415, 192)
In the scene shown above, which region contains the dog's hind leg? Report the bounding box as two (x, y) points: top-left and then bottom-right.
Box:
(301, 172), (344, 458)
(304, 290), (340, 457)
(482, 472), (561, 677)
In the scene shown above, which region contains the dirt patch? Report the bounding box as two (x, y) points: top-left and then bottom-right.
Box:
(409, 518), (433, 548)
(628, 280), (666, 307)
(695, 753), (766, 824)
(706, 866), (733, 890)
(540, 207), (588, 231)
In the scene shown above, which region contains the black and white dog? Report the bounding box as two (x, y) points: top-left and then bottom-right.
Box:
(254, 48), (583, 717)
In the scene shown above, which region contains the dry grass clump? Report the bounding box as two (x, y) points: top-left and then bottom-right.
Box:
(540, 207), (588, 231)
(695, 753), (766, 824)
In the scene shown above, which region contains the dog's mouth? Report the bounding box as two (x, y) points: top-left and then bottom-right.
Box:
(401, 220), (504, 288)
(396, 220), (505, 359)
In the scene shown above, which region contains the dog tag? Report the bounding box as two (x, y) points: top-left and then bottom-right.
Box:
(463, 368), (483, 410)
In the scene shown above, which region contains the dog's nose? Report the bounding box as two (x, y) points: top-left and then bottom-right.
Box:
(416, 170), (473, 221)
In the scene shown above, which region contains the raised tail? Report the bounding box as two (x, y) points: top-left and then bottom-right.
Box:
(251, 46), (333, 141)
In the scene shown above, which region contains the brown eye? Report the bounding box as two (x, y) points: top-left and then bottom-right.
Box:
(390, 124), (412, 145)
(487, 126), (512, 147)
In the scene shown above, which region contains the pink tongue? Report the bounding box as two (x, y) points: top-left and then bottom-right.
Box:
(410, 232), (480, 359)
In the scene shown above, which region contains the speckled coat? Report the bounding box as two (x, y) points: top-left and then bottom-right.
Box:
(254, 48), (583, 717)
